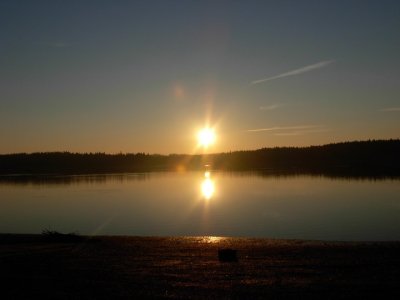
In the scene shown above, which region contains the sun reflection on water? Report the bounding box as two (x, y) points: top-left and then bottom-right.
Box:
(200, 236), (224, 243)
(201, 178), (214, 200)
(201, 171), (215, 200)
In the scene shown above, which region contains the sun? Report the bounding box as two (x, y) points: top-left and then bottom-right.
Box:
(198, 128), (216, 147)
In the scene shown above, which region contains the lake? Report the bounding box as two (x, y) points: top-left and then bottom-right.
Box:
(1, 172), (399, 241)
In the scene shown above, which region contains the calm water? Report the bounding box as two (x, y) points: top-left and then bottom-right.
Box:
(1, 172), (399, 241)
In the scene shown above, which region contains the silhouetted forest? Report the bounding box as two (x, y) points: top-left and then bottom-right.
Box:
(1, 140), (399, 178)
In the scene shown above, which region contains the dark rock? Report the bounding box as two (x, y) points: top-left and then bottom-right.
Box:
(218, 248), (238, 262)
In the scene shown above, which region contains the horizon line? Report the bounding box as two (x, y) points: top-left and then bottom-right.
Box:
(1, 138), (398, 156)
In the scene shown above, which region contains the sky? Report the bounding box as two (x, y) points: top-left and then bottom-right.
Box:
(1, 0), (399, 154)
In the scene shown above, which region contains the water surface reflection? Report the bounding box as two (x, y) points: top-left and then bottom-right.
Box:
(201, 171), (215, 200)
(1, 172), (399, 241)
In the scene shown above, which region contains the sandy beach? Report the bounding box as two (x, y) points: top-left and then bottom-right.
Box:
(1, 234), (400, 299)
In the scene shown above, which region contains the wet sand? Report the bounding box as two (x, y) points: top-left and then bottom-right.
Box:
(1, 234), (400, 299)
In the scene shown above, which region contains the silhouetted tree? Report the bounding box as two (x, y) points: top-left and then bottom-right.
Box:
(0, 140), (399, 178)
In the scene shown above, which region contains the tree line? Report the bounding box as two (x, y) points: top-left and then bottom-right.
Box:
(0, 139), (399, 177)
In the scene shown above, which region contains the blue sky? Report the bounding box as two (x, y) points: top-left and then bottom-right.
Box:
(1, 0), (399, 153)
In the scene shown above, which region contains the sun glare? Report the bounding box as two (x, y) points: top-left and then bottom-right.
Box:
(198, 128), (216, 147)
(201, 178), (214, 200)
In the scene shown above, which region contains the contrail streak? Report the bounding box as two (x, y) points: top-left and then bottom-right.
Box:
(251, 60), (334, 85)
(246, 125), (323, 132)
(259, 104), (283, 110)
(380, 107), (400, 112)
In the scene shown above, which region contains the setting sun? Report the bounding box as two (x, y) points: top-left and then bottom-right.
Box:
(198, 128), (216, 148)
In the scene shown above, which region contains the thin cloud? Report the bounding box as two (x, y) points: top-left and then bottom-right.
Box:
(37, 41), (71, 48)
(380, 107), (400, 112)
(259, 103), (283, 110)
(246, 125), (324, 132)
(50, 42), (71, 48)
(251, 60), (334, 85)
(274, 128), (330, 136)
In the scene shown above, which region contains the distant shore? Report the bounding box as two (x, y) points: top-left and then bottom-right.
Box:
(1, 234), (400, 299)
(1, 140), (400, 178)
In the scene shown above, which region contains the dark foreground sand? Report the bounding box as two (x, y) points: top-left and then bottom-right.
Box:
(1, 235), (400, 299)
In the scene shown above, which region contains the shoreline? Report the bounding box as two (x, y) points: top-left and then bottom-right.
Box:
(2, 232), (400, 243)
(2, 234), (400, 298)
(1, 140), (399, 178)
